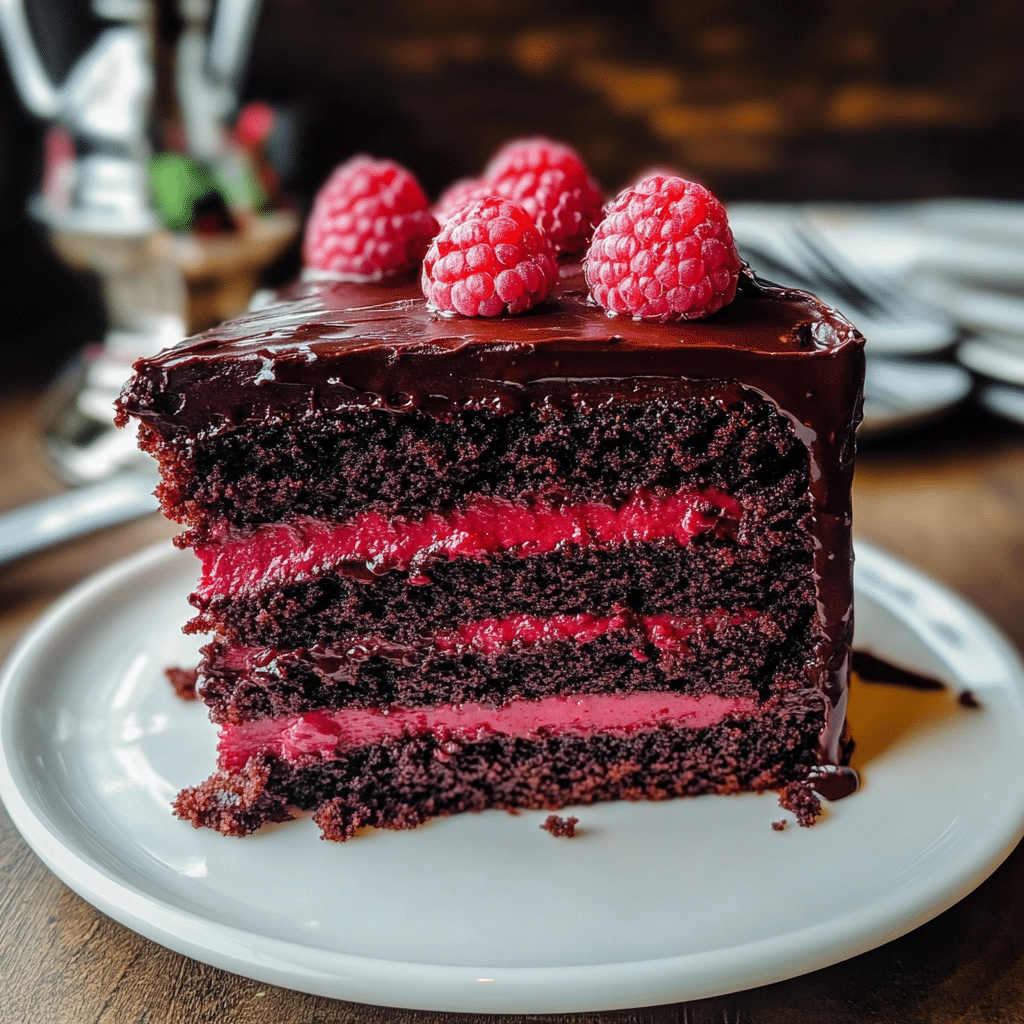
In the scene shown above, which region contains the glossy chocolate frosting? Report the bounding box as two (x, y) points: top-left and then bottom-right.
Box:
(119, 263), (865, 764)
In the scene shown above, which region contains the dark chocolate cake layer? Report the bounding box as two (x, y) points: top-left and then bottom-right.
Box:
(190, 526), (815, 647)
(197, 602), (816, 724)
(142, 383), (809, 540)
(117, 265), (864, 759)
(173, 698), (828, 840)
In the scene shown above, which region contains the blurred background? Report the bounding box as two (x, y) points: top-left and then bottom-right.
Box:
(3, 0), (1024, 564)
(4, 0), (1024, 383)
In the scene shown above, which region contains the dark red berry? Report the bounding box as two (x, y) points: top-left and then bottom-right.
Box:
(482, 137), (604, 255)
(304, 155), (437, 280)
(421, 196), (558, 317)
(585, 174), (742, 321)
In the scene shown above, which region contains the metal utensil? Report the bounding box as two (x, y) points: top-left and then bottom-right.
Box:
(0, 0), (265, 487)
(729, 206), (958, 354)
(0, 470), (160, 566)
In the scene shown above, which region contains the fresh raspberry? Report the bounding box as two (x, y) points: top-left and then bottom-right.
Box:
(234, 100), (275, 148)
(482, 137), (604, 255)
(421, 196), (558, 317)
(585, 174), (742, 321)
(627, 165), (690, 188)
(432, 178), (496, 225)
(303, 155), (438, 280)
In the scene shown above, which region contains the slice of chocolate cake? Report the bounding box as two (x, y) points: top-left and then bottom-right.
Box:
(116, 261), (864, 841)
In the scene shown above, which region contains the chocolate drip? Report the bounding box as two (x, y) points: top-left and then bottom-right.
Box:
(852, 650), (945, 691)
(852, 650), (983, 708)
(807, 764), (860, 801)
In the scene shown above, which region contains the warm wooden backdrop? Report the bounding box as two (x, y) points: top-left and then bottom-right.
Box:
(246, 0), (1024, 202)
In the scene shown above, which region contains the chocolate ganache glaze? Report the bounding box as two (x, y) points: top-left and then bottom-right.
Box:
(119, 263), (865, 765)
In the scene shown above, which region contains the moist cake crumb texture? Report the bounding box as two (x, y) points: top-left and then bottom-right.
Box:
(118, 256), (863, 841)
(541, 815), (580, 838)
(166, 666), (199, 701)
(779, 780), (824, 828)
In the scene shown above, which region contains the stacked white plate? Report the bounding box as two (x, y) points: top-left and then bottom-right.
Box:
(729, 199), (1024, 432)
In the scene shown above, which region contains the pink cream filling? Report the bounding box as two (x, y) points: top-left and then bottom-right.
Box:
(218, 691), (760, 770)
(435, 609), (759, 657)
(195, 487), (741, 600)
(220, 608), (760, 671)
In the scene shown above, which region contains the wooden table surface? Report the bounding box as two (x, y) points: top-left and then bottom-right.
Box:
(4, 386), (1024, 1024)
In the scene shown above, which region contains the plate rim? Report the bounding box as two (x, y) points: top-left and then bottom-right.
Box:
(3, 540), (1024, 1013)
(859, 357), (973, 437)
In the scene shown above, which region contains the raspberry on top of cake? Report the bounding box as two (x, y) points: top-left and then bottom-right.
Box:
(117, 141), (864, 841)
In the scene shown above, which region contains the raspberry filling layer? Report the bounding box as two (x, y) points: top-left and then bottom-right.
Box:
(218, 691), (760, 770)
(195, 487), (741, 600)
(219, 608), (760, 672)
(435, 608), (759, 657)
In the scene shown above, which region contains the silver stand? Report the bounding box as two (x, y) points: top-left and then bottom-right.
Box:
(0, 0), (280, 484)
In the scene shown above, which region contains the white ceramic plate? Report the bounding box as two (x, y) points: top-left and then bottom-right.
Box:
(860, 357), (972, 438)
(915, 278), (1024, 339)
(958, 335), (1024, 387)
(2, 542), (1024, 1013)
(979, 384), (1024, 427)
(955, 338), (1024, 427)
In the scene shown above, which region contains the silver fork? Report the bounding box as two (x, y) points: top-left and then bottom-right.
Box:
(782, 217), (895, 318)
(732, 207), (958, 354)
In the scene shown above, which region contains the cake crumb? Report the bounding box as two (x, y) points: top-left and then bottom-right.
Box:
(166, 666), (199, 701)
(959, 690), (981, 708)
(541, 814), (579, 838)
(779, 781), (822, 827)
(771, 819), (787, 832)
